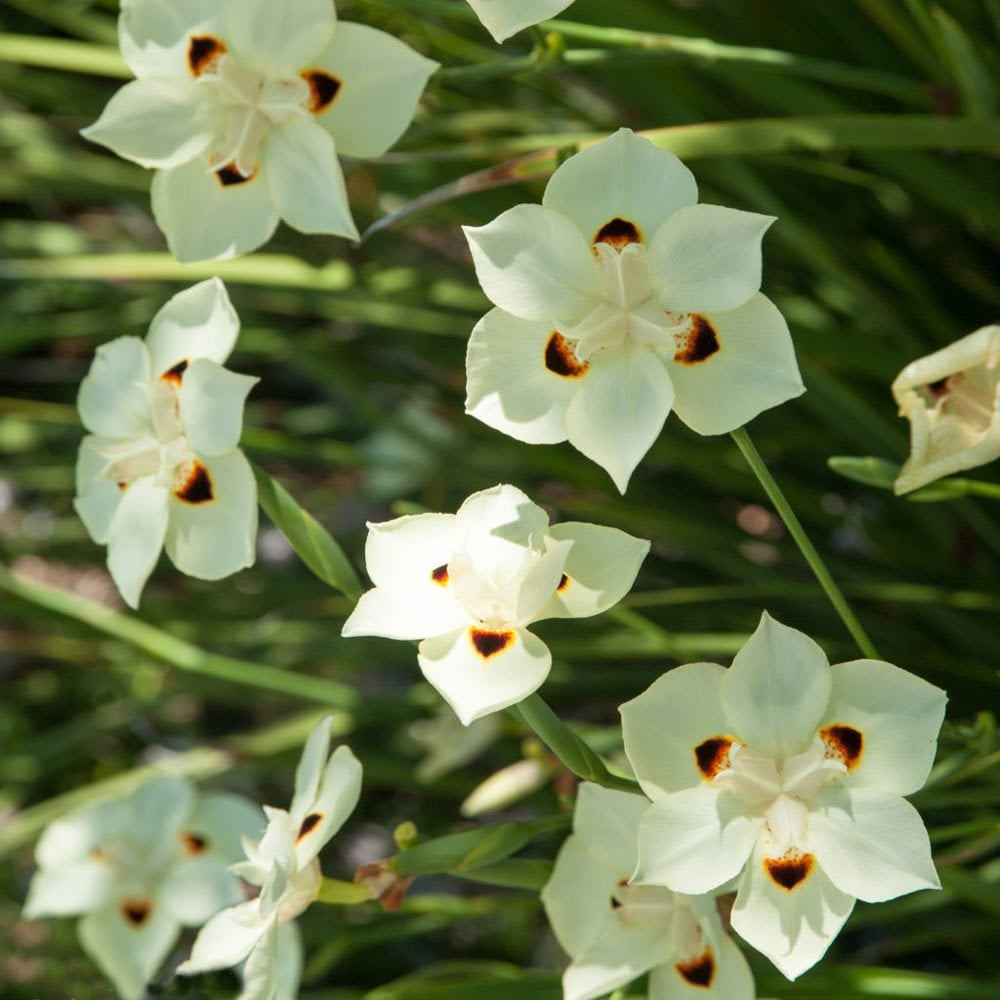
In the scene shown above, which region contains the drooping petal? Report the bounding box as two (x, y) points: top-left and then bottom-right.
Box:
(78, 902), (180, 1000)
(274, 921), (304, 1000)
(164, 448), (257, 580)
(647, 921), (756, 1000)
(362, 512), (458, 587)
(564, 342), (673, 494)
(81, 77), (219, 169)
(290, 717), (334, 823)
(730, 840), (855, 980)
(667, 294), (804, 436)
(292, 744), (363, 868)
(159, 853), (245, 925)
(146, 277), (241, 373)
(543, 129), (698, 250)
(466, 0), (575, 42)
(649, 204), (774, 314)
(465, 308), (578, 445)
(75, 436), (125, 545)
(238, 922), (281, 1000)
(151, 158), (280, 263)
(341, 584), (471, 641)
(178, 899), (270, 974)
(308, 22), (438, 158)
(22, 859), (116, 919)
(225, 0), (335, 78)
(119, 0), (228, 79)
(633, 786), (762, 895)
(532, 522), (649, 622)
(418, 625), (552, 725)
(809, 786), (939, 902)
(563, 920), (672, 1000)
(178, 359), (258, 456)
(263, 118), (358, 241)
(823, 659), (947, 796)
(107, 475), (170, 608)
(464, 204), (600, 323)
(77, 336), (152, 439)
(620, 663), (732, 800)
(721, 613), (832, 760)
(572, 783), (649, 875)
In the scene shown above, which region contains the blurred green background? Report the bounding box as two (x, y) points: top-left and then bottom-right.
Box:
(1, 0), (999, 997)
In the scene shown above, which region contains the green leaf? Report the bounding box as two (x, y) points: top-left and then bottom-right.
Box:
(252, 463), (363, 601)
(828, 454), (901, 489)
(452, 858), (553, 891)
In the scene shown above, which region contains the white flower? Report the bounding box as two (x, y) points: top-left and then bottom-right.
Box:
(178, 717), (362, 1000)
(620, 612), (947, 980)
(74, 278), (258, 608)
(82, 0), (438, 262)
(542, 783), (756, 1000)
(464, 128), (804, 493)
(466, 0), (575, 42)
(23, 776), (263, 1000)
(341, 483), (649, 725)
(892, 323), (1000, 494)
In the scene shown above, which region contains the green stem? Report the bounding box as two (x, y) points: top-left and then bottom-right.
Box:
(730, 427), (880, 659)
(316, 878), (372, 905)
(514, 694), (640, 794)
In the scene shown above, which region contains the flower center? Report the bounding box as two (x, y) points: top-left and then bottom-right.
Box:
(447, 548), (539, 628)
(921, 363), (1000, 437)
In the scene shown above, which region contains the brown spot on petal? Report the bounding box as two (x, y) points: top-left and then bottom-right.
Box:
(674, 314), (720, 365)
(431, 564), (450, 587)
(765, 851), (814, 891)
(120, 898), (151, 926)
(820, 723), (863, 770)
(215, 163), (257, 187)
(470, 628), (514, 659)
(301, 69), (342, 114)
(180, 831), (208, 856)
(544, 332), (588, 378)
(676, 946), (716, 988)
(117, 481), (128, 492)
(694, 736), (734, 780)
(556, 574), (570, 593)
(187, 34), (227, 77)
(594, 216), (643, 251)
(297, 812), (323, 843)
(174, 460), (214, 505)
(927, 378), (949, 398)
(161, 359), (188, 385)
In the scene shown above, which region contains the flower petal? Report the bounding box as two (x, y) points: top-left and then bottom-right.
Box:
(274, 921), (303, 1000)
(309, 22), (438, 158)
(620, 663), (732, 800)
(362, 512), (458, 587)
(668, 294), (804, 436)
(730, 839), (854, 980)
(341, 583), (471, 641)
(159, 853), (245, 926)
(721, 613), (832, 759)
(127, 776), (197, 851)
(418, 625), (552, 725)
(164, 448), (257, 581)
(185, 791), (266, 862)
(178, 899), (270, 975)
(75, 436), (124, 545)
(809, 786), (939, 903)
(238, 922), (281, 1000)
(146, 277), (241, 374)
(107, 475), (169, 608)
(634, 785), (762, 895)
(565, 342), (673, 493)
(178, 359), (258, 456)
(33, 799), (119, 869)
(649, 204), (774, 314)
(119, 0), (228, 78)
(824, 659), (947, 796)
(78, 902), (180, 1000)
(464, 204), (599, 323)
(292, 744), (363, 868)
(572, 783), (649, 875)
(290, 717), (334, 823)
(23, 858), (116, 919)
(533, 522), (649, 622)
(263, 118), (358, 240)
(466, 0), (575, 42)
(647, 926), (756, 1000)
(563, 920), (671, 1000)
(454, 483), (548, 549)
(465, 308), (578, 445)
(151, 158), (280, 263)
(81, 77), (219, 169)
(77, 336), (152, 439)
(543, 129), (698, 250)
(225, 0), (335, 78)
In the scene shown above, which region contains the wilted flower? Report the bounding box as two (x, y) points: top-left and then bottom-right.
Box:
(464, 128), (803, 492)
(542, 783), (756, 1000)
(621, 612), (946, 979)
(23, 776), (263, 1000)
(466, 0), (575, 42)
(83, 0), (438, 261)
(178, 717), (362, 1000)
(74, 278), (258, 608)
(342, 483), (649, 724)
(892, 323), (1000, 494)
